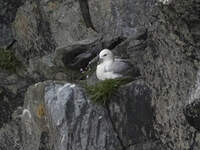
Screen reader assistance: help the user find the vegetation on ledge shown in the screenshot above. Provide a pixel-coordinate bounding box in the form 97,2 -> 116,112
86,78 -> 133,105
0,48 -> 21,73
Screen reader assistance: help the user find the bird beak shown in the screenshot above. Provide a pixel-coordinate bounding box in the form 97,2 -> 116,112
98,58 -> 103,64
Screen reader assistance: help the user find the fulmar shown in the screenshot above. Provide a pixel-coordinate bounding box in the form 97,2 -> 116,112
96,49 -> 138,80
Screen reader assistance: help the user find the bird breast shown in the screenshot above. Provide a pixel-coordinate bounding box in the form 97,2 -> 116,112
96,63 -> 105,80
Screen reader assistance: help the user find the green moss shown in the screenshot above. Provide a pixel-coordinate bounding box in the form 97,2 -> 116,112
86,78 -> 132,105
0,48 -> 21,72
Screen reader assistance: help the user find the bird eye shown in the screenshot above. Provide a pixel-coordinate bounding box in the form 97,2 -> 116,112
103,54 -> 107,57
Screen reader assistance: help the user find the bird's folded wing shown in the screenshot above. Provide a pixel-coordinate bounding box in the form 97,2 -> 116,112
105,59 -> 132,74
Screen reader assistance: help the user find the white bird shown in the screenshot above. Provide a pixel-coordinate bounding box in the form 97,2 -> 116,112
96,49 -> 135,80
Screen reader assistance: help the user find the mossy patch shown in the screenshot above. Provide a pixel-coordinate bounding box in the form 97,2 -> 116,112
0,48 -> 21,72
86,78 -> 132,105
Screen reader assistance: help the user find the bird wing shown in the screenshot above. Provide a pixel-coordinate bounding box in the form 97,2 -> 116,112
105,59 -> 132,74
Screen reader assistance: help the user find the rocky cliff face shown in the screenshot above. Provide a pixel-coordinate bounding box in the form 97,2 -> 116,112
0,0 -> 200,149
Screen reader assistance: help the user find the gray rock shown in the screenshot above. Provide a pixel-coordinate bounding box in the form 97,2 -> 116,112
0,120 -> 23,150
53,37 -> 102,70
19,79 -> 160,150
12,0 -> 99,64
22,81 -> 123,150
42,0 -> 98,47
0,0 -> 24,48
0,24 -> 14,48
88,0 -> 155,38
0,73 -> 30,128
183,99 -> 200,131
12,0 -> 56,63
108,80 -> 155,148
0,0 -> 200,150
28,54 -> 56,80
106,1 -> 200,149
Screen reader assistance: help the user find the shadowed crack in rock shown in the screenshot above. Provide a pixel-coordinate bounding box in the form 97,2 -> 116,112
6,40 -> 16,50
39,131 -> 50,150
35,0 -> 56,53
105,104 -> 126,150
190,131 -> 197,150
78,0 -> 96,31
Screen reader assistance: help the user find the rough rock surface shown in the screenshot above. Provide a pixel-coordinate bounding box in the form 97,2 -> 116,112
12,80 -> 154,150
24,81 -> 123,150
0,0 -> 200,149
88,0 -> 155,38
183,99 -> 200,131
0,0 -> 24,48
0,72 -> 31,128
108,81 -> 155,149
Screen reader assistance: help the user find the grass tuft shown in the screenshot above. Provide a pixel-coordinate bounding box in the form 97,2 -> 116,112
86,78 -> 132,105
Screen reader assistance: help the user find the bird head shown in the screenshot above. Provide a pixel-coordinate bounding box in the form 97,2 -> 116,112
99,49 -> 114,63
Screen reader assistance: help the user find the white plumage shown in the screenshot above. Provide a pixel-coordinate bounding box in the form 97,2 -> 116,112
96,49 -> 132,80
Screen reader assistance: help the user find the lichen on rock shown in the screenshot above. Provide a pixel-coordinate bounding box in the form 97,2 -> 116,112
36,104 -> 45,119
